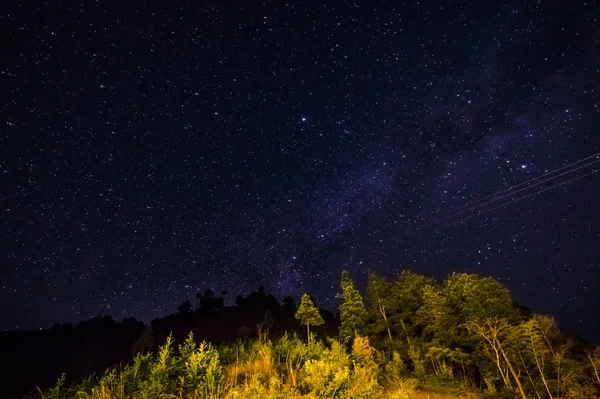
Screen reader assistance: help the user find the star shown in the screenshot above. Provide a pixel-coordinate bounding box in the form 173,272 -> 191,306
0,0 -> 597,345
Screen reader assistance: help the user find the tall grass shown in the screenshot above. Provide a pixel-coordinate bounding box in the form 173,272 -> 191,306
39,332 -> 469,399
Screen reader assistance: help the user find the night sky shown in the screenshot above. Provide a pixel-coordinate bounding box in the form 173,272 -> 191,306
1,1 -> 599,340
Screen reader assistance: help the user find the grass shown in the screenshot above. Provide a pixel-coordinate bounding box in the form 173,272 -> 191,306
39,332 -> 478,399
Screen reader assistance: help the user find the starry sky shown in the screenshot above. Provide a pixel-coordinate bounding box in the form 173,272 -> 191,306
1,0 -> 599,340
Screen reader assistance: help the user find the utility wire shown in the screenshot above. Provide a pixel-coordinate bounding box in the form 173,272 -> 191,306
438,167 -> 600,228
420,154 -> 600,229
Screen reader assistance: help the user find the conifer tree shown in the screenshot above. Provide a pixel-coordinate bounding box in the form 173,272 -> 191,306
339,270 -> 367,341
295,293 -> 324,340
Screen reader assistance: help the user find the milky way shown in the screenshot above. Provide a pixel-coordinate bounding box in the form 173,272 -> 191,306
1,1 -> 599,340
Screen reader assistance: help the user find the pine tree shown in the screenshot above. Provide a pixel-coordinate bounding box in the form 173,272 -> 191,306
295,293 -> 324,340
339,270 -> 367,341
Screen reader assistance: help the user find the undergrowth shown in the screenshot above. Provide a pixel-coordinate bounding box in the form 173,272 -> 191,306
38,332 -> 451,399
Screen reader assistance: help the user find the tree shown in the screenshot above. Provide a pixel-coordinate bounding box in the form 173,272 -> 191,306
197,289 -> 217,311
519,315 -> 584,399
177,299 -> 192,314
519,315 -> 557,399
465,317 -> 527,399
282,296 -> 297,317
366,271 -> 393,345
339,270 -> 367,341
295,293 -> 324,340
390,270 -> 433,341
416,283 -> 446,340
434,273 -> 519,350
445,273 -> 517,323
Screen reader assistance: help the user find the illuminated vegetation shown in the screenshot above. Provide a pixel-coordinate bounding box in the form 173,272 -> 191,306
39,271 -> 600,398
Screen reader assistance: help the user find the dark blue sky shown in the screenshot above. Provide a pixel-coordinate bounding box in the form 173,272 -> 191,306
1,0 -> 599,340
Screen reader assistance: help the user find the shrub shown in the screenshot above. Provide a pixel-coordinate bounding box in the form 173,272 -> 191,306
301,339 -> 350,398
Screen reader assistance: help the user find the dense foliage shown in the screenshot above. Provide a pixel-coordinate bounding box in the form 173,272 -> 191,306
39,271 -> 600,399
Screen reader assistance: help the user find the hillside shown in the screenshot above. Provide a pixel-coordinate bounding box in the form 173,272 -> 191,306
6,270 -> 600,399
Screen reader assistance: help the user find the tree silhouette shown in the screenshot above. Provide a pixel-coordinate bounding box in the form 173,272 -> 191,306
282,296 -> 297,316
196,289 -> 225,312
177,299 -> 192,314
197,289 -> 215,311
295,293 -> 324,340
235,286 -> 281,319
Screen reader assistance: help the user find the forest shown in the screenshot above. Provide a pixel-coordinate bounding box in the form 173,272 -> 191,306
8,270 -> 600,399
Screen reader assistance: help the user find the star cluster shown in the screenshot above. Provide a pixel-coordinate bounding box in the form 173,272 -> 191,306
1,1 -> 599,340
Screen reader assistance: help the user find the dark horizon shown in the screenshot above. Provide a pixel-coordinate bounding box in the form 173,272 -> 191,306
3,273 -> 599,347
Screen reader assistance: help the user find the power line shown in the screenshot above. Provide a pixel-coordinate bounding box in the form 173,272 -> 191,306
439,167 -> 600,228
420,153 -> 600,229
450,152 -> 600,213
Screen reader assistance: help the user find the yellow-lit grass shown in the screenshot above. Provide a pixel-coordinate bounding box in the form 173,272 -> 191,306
226,342 -> 277,386
413,392 -> 479,399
